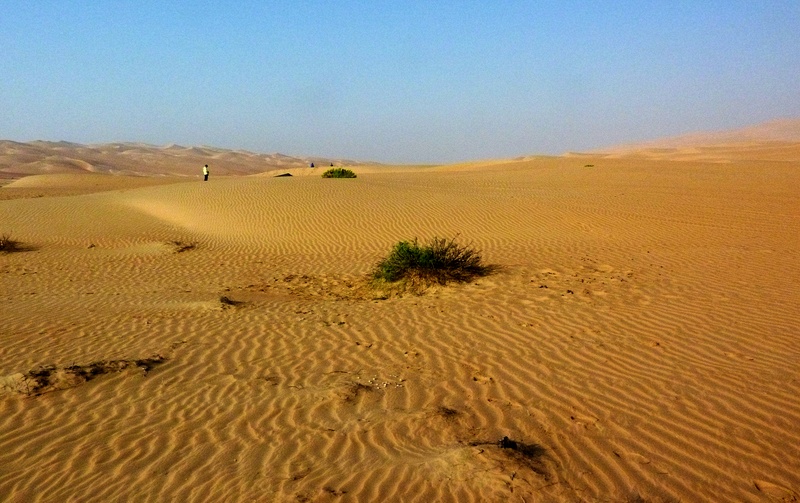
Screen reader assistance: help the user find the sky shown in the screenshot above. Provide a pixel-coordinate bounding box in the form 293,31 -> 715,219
2,1 -> 799,163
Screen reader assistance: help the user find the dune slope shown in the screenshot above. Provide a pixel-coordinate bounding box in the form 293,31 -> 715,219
1,155 -> 799,502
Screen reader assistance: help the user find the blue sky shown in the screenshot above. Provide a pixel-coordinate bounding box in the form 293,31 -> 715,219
2,1 -> 799,163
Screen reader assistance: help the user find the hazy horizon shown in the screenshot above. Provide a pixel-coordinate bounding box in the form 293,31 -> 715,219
2,2 -> 799,163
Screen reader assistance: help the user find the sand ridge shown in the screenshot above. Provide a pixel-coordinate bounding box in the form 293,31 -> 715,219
1,145 -> 799,501
593,118 -> 800,163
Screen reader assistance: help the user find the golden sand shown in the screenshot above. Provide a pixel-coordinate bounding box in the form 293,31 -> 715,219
1,142 -> 799,501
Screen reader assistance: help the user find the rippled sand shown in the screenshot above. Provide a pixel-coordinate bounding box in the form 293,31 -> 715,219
1,151 -> 799,501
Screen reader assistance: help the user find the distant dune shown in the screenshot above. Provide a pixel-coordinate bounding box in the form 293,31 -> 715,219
4,118 -> 800,183
588,118 -> 800,162
0,140 -> 375,180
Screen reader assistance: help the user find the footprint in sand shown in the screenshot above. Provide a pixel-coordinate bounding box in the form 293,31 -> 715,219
753,480 -> 799,501
612,450 -> 651,465
569,413 -> 601,431
472,374 -> 494,385
628,452 -> 652,465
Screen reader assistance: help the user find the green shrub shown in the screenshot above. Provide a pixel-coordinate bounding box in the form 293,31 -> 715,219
322,168 -> 357,178
372,236 -> 491,285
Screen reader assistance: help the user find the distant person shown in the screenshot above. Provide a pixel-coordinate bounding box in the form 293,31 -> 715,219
203,164 -> 209,181
310,162 -> 315,168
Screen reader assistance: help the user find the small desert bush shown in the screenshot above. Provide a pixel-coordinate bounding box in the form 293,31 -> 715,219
321,168 -> 357,178
372,236 -> 491,286
0,233 -> 21,253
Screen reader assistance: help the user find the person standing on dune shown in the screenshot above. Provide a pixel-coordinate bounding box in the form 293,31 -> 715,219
203,164 -> 209,181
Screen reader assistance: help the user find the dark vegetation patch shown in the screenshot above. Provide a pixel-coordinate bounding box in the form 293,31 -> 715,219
241,240 -> 496,301
323,487 -> 347,497
470,436 -> 548,478
5,355 -> 168,397
170,240 -> 196,253
321,168 -> 357,178
219,295 -> 246,307
0,232 -> 23,253
372,236 -> 495,288
437,406 -> 460,418
497,436 -> 546,460
341,382 -> 373,403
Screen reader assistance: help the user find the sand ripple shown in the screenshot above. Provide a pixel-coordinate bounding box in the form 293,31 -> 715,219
2,157 -> 799,501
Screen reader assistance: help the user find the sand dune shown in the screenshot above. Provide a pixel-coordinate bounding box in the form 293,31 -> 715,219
0,140 -> 375,179
594,118 -> 800,162
1,139 -> 799,501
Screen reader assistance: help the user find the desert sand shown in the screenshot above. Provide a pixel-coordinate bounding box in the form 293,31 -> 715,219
1,128 -> 799,502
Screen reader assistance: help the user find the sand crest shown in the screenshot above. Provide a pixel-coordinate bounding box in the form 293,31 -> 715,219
1,145 -> 799,501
